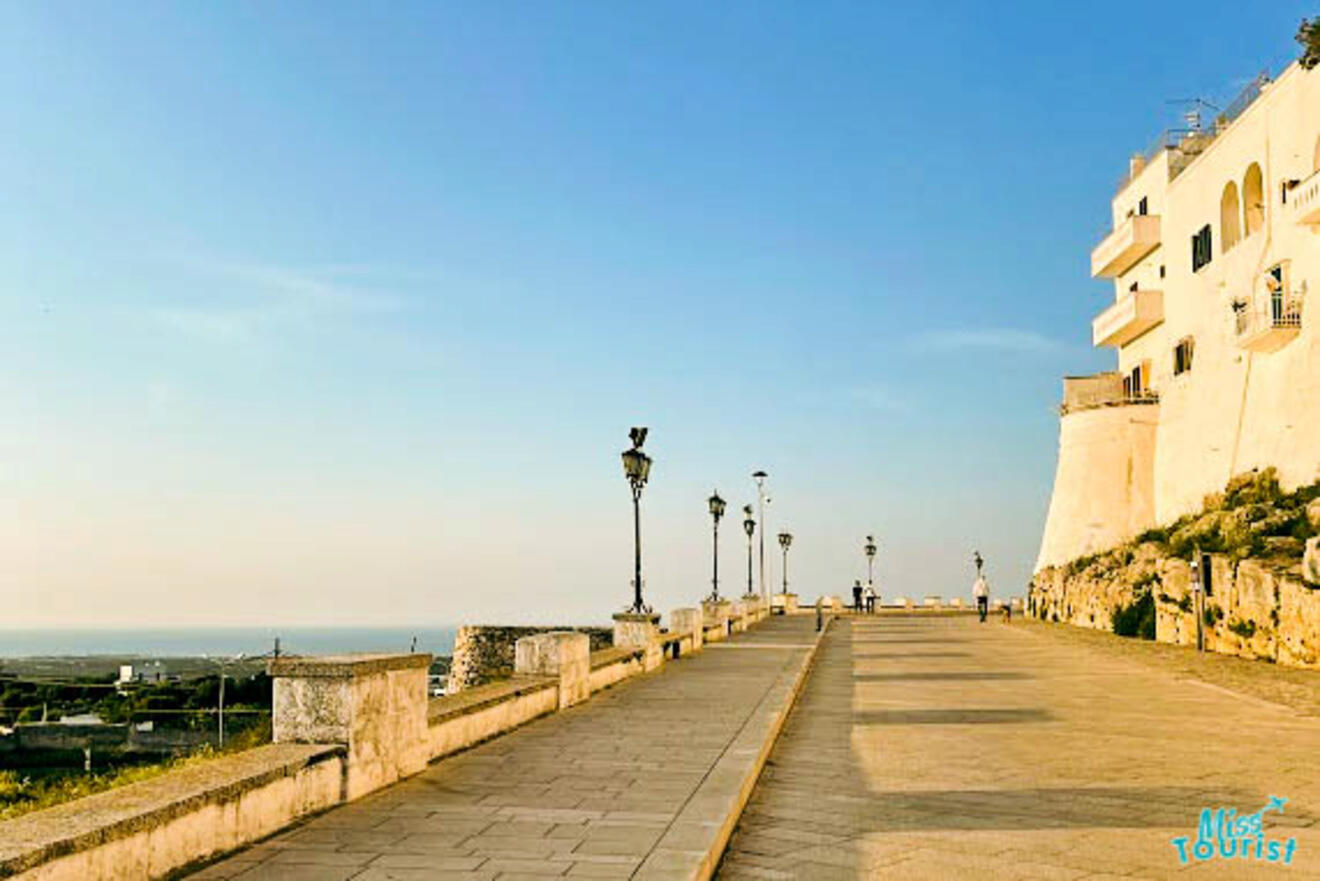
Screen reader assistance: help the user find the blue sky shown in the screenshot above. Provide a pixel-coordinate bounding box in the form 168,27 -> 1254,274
2,2 -> 1312,627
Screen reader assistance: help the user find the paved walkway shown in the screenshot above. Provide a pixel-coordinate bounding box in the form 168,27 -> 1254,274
191,615 -> 819,881
718,616 -> 1320,880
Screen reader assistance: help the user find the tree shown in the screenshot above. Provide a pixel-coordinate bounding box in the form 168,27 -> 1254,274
1299,17 -> 1320,69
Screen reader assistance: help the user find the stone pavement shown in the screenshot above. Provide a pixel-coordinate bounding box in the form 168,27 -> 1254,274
189,614 -> 820,881
718,615 -> 1320,880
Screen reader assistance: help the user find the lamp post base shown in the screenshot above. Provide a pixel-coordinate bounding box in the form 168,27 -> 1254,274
612,611 -> 662,671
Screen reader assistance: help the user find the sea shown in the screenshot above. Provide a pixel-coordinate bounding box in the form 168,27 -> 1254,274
0,628 -> 458,659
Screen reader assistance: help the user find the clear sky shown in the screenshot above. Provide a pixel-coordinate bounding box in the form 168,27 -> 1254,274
3,2 -> 1312,628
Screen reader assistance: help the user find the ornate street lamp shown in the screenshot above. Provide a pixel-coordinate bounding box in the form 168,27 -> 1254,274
973,550 -> 984,576
778,532 -> 793,594
708,490 -> 726,601
752,470 -> 768,601
742,504 -> 756,598
864,535 -> 877,588
621,427 -> 653,613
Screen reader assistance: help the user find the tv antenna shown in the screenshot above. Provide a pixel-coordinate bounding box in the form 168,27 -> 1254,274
1165,98 -> 1221,132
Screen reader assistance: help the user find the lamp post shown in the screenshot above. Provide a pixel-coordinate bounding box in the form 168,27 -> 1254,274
778,532 -> 793,594
752,470 -> 768,601
864,535 -> 877,589
742,504 -> 756,598
708,491 -> 726,601
620,427 -> 653,614
973,550 -> 984,576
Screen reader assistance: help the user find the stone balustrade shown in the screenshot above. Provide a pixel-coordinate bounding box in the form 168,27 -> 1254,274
0,590 -> 814,881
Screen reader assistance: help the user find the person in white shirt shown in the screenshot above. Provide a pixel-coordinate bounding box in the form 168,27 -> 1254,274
863,585 -> 877,614
973,574 -> 989,622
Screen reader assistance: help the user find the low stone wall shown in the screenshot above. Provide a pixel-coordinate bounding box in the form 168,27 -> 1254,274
426,677 -> 559,761
446,626 -> 612,692
1032,544 -> 1320,667
1,606 -> 758,880
0,744 -> 344,881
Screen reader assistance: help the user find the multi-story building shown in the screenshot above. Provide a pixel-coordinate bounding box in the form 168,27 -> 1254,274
1037,59 -> 1320,571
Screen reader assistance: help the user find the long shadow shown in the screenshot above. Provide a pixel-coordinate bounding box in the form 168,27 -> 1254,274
852,651 -> 970,659
855,638 -> 956,644
717,619 -> 1312,880
837,785 -> 1263,831
853,708 -> 1052,725
852,671 -> 1029,682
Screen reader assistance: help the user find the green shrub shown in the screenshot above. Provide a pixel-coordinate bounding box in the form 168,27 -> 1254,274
1228,618 -> 1257,639
1300,16 -> 1320,69
1113,592 -> 1155,640
1203,604 -> 1224,628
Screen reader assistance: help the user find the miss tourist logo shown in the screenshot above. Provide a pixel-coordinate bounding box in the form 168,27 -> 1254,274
1171,796 -> 1297,865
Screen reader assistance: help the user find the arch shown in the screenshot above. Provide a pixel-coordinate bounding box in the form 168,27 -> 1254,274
1220,181 -> 1241,252
1243,163 -> 1264,237
1313,135 -> 1320,173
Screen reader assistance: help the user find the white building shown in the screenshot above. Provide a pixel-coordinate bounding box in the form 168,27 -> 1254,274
1038,59 -> 1320,570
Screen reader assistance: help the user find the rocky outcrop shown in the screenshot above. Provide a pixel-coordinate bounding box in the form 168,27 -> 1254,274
1032,547 -> 1320,669
446,626 -> 612,693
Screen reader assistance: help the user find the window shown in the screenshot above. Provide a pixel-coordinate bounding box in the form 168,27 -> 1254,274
1243,163 -> 1264,236
1138,196 -> 1149,216
1220,182 -> 1241,252
1174,338 -> 1195,376
1159,265 -> 1166,279
1191,224 -> 1213,272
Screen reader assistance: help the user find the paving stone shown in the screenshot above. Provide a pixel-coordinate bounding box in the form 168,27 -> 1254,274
717,616 -> 1320,879
190,617 -> 815,880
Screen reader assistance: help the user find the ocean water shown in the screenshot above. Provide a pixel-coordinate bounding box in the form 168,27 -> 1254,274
0,627 -> 458,658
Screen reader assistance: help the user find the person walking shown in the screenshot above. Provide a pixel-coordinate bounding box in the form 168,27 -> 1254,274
852,579 -> 864,613
973,572 -> 990,623
864,584 -> 876,614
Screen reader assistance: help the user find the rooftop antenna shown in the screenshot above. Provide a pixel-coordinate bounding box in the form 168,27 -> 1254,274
1165,98 -> 1221,132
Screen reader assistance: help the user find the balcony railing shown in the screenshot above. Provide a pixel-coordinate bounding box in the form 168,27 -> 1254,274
1234,292 -> 1303,353
1091,215 -> 1161,279
1092,289 -> 1164,348
1288,168 -> 1320,227
1059,372 -> 1160,415
1059,390 -> 1159,416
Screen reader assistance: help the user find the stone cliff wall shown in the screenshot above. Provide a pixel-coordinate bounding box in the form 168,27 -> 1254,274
446,626 -> 613,693
1032,544 -> 1320,668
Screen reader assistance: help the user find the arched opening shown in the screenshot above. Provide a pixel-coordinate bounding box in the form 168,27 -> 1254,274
1220,181 -> 1241,252
1243,163 -> 1264,236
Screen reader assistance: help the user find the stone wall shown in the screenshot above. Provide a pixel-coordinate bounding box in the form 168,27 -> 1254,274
1031,544 -> 1320,668
446,626 -> 613,693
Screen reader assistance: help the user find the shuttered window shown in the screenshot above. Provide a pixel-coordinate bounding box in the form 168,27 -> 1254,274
1191,225 -> 1213,272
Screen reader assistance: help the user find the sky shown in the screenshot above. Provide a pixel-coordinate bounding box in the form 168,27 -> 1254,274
2,1 -> 1313,629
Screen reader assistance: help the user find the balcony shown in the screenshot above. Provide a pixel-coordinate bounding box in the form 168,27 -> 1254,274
1091,214 -> 1161,279
1288,169 -> 1320,226
1059,372 -> 1160,415
1092,289 -> 1164,347
1234,295 -> 1303,353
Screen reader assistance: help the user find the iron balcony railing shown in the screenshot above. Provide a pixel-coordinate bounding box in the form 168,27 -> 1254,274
1059,389 -> 1160,416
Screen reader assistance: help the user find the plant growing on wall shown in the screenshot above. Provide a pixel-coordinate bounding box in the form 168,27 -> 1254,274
1228,618 -> 1257,639
1299,17 -> 1320,69
1112,592 -> 1155,640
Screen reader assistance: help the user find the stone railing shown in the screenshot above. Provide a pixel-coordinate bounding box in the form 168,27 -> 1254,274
446,625 -> 613,692
0,600 -> 773,881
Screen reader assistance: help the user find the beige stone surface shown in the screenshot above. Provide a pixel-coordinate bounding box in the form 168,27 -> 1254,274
1,744 -> 344,881
719,616 -> 1320,880
515,632 -> 592,709
271,653 -> 430,801
613,612 -> 663,672
188,617 -> 820,881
